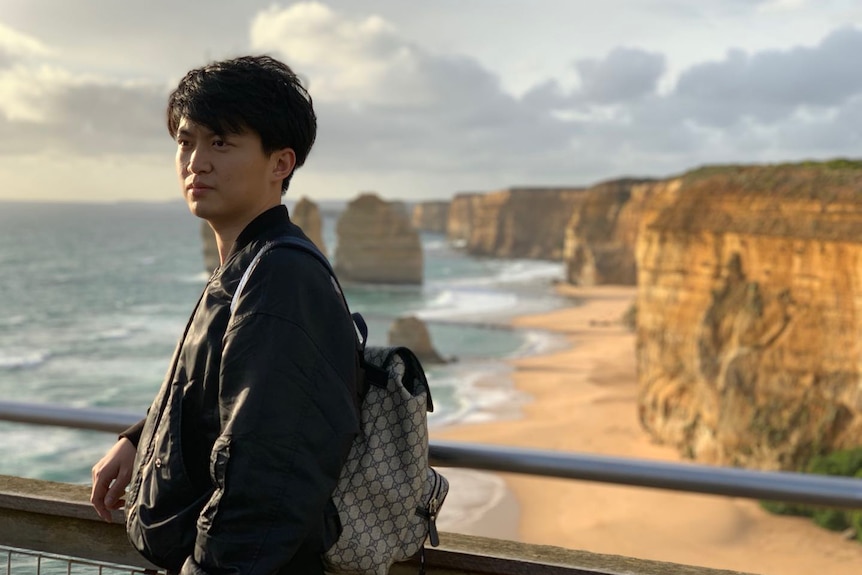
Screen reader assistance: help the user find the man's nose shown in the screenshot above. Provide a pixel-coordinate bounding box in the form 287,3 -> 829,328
189,148 -> 211,173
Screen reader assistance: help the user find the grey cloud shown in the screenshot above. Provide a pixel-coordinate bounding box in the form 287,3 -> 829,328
597,96 -> 703,154
308,51 -> 577,176
0,48 -> 13,69
245,22 -> 862,188
0,116 -> 51,154
519,47 -> 665,113
675,27 -> 862,126
4,5 -> 861,195
511,24 -> 862,184
772,95 -> 862,153
57,83 -> 167,150
521,80 -> 568,109
643,0 -> 779,20
0,81 -> 168,156
574,47 -> 666,103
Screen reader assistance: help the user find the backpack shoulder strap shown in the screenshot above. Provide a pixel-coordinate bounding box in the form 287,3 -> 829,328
229,235 -> 368,349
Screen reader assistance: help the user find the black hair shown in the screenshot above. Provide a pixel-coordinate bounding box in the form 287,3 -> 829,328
167,55 -> 317,193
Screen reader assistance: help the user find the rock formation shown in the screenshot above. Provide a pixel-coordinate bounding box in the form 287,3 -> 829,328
291,196 -> 328,258
200,199 -> 327,273
449,187 -> 586,260
447,192 -> 482,246
564,179 -> 659,285
411,201 -> 450,233
201,221 -> 219,273
334,193 -> 423,284
388,315 -> 447,364
635,163 -> 862,470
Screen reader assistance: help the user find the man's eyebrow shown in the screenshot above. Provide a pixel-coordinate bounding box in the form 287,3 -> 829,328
176,126 -> 223,139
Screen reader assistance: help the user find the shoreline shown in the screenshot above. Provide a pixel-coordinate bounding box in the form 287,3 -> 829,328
431,284 -> 862,575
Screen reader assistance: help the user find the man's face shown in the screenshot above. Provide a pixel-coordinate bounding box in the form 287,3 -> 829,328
175,117 -> 284,229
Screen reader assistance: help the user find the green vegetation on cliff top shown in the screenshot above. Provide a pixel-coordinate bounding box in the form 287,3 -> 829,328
649,157 -> 862,239
761,448 -> 862,541
680,158 -> 862,182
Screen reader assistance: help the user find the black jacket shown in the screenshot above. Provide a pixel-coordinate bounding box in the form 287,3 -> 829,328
123,206 -> 360,575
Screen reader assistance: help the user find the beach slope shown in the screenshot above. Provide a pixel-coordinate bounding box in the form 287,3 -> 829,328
433,285 -> 862,575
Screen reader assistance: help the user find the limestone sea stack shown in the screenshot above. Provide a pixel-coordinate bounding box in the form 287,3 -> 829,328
334,193 -> 423,284
201,221 -> 219,273
291,196 -> 328,258
388,316 -> 447,365
200,198 -> 327,272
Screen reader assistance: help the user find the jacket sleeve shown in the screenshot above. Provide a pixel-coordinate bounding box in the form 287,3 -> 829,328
119,418 -> 145,447
180,253 -> 359,575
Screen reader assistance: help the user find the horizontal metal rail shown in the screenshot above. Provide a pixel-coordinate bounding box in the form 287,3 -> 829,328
0,401 -> 141,434
2,400 -> 861,509
431,440 -> 862,509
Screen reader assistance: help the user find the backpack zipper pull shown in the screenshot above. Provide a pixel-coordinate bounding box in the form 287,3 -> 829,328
428,496 -> 440,547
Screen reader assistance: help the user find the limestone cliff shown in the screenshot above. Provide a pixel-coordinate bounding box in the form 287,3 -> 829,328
636,163 -> 862,470
564,179 -> 659,285
451,187 -> 585,259
334,193 -> 423,284
291,196 -> 328,258
411,201 -> 450,233
447,192 -> 483,245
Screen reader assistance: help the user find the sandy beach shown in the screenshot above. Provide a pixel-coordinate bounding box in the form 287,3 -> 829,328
432,285 -> 862,575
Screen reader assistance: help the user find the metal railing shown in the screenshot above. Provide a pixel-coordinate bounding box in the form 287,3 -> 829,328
1,546 -> 154,575
2,399 -> 861,510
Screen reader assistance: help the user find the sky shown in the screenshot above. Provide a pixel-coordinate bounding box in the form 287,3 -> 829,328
2,0 -> 862,203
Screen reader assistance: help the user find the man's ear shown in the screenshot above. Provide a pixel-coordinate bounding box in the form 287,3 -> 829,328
272,148 -> 297,182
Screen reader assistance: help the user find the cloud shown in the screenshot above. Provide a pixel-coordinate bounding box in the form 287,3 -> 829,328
250,2 -> 420,105
198,7 -> 862,187
0,49 -> 12,70
2,3 -> 862,202
757,0 -> 809,13
526,24 -> 862,179
0,66 -> 167,155
249,2 -> 576,180
0,21 -> 51,60
675,27 -> 862,126
0,22 -> 51,71
51,81 -> 168,154
574,47 -> 666,102
0,22 -> 167,156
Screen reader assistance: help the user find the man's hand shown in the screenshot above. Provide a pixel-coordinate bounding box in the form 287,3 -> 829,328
90,437 -> 137,522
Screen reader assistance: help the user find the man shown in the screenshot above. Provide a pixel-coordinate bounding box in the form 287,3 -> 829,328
90,55 -> 360,575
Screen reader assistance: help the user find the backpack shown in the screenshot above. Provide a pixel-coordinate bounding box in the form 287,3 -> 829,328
230,235 -> 450,575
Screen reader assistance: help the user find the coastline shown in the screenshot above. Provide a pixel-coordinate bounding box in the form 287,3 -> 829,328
431,284 -> 862,575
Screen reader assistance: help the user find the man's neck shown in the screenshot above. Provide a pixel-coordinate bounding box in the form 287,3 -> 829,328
214,231 -> 239,265
210,202 -> 281,265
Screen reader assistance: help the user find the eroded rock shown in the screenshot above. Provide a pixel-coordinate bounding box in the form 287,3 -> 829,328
291,196 -> 328,258
636,163 -> 862,470
388,315 -> 447,365
334,193 -> 423,284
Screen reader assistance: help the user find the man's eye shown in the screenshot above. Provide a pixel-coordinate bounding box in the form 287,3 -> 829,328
213,139 -> 226,147
177,139 -> 190,147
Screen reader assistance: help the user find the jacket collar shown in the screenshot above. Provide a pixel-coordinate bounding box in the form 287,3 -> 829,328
229,204 -> 291,260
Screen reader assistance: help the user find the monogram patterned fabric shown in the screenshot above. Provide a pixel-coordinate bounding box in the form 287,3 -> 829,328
323,346 -> 449,575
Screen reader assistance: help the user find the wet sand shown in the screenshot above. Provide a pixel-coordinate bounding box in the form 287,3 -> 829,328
432,285 -> 862,575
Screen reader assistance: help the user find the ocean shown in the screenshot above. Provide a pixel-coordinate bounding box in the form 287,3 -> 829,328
0,200 -> 571,485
